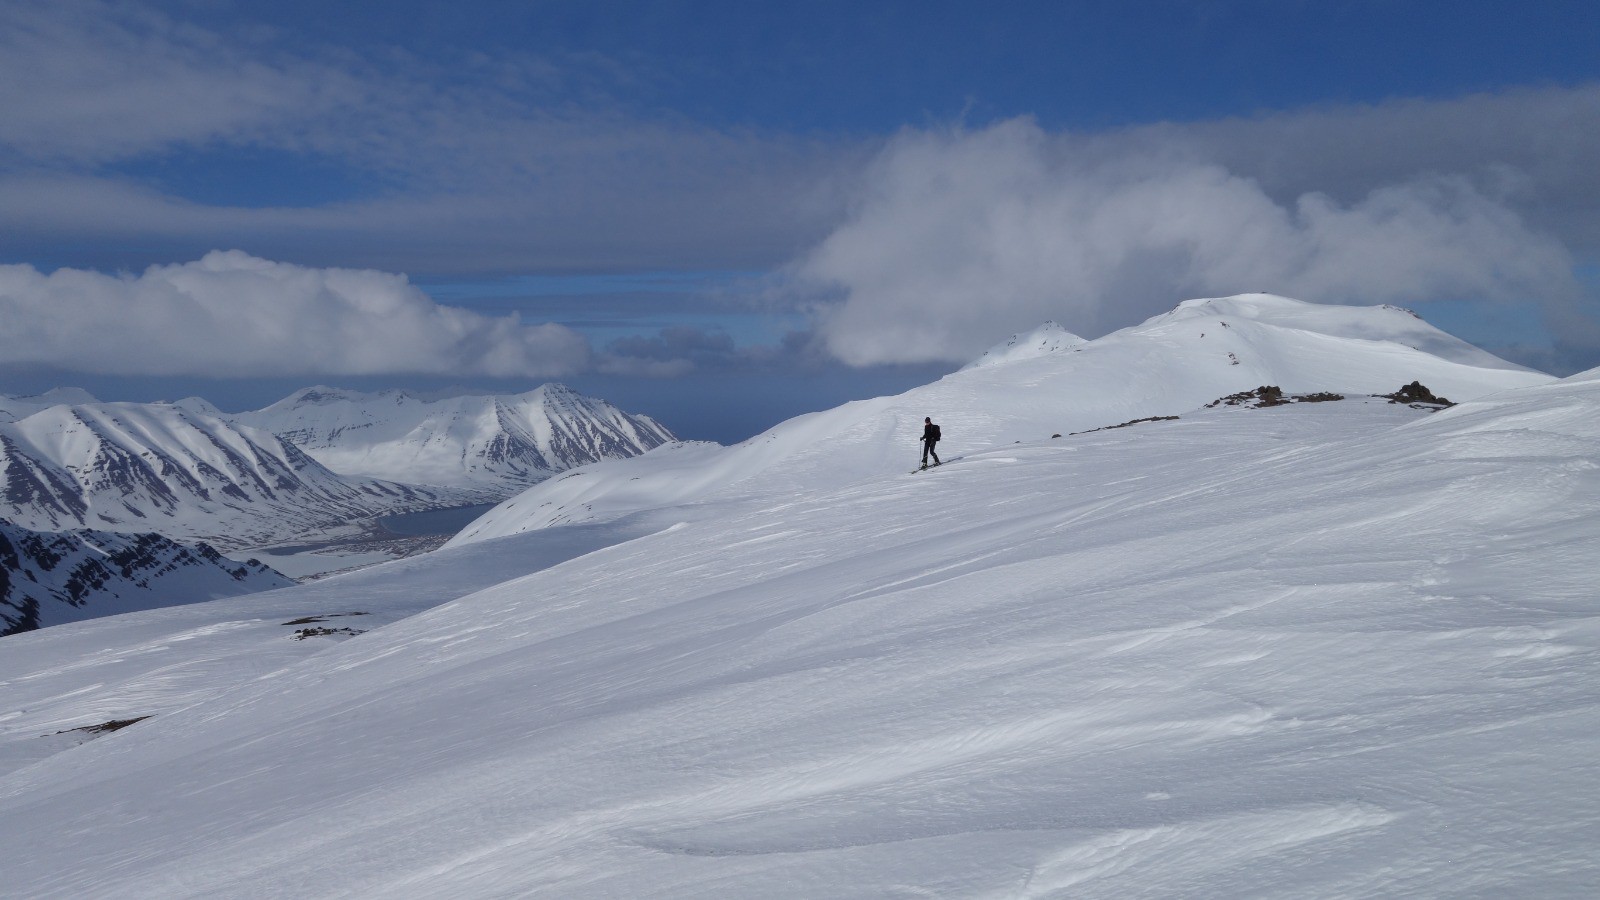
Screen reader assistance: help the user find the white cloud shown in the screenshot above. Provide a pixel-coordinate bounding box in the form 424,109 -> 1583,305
1159,85 -> 1600,255
3,6 -> 1597,372
0,2 -> 852,274
0,251 -> 591,377
793,118 -> 1584,367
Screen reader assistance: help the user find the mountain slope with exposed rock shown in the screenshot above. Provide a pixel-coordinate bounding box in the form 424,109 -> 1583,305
0,401 -> 477,550
1,518 -> 290,635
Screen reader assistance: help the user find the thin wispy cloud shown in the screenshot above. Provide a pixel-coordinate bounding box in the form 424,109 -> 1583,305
0,251 -> 590,377
0,1 -> 359,164
0,2 -> 851,275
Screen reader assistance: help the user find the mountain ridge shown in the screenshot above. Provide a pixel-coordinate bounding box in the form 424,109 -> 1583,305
0,401 -> 479,551
229,382 -> 676,492
452,294 -> 1555,545
1,518 -> 291,635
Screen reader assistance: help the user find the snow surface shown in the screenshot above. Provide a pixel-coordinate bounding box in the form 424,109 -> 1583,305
1,379 -> 1597,896
960,320 -> 1087,370
0,297 -> 1594,897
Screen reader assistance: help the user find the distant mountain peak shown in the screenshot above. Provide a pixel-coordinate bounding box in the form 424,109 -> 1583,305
284,386 -> 367,406
0,400 -> 475,549
234,384 -> 675,494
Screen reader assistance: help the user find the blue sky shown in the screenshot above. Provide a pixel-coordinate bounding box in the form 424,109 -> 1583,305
2,1 -> 1598,442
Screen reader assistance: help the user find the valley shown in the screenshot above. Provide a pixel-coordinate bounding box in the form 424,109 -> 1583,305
243,501 -> 501,580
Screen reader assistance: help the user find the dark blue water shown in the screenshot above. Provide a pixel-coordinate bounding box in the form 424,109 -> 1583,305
378,503 -> 500,537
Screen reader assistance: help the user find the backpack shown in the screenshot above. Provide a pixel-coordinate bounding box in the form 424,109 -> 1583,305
929,424 -> 942,442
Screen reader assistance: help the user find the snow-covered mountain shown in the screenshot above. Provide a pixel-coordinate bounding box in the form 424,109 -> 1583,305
960,319 -> 1087,369
229,383 -> 675,493
1,348 -> 1596,896
0,387 -> 99,424
453,294 -> 1554,544
0,401 -> 478,550
0,519 -> 290,636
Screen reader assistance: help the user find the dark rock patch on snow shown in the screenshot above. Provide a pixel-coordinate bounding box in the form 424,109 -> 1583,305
1070,416 -> 1181,436
1207,386 -> 1347,409
291,626 -> 366,640
54,716 -> 151,736
280,612 -> 369,626
1380,381 -> 1453,408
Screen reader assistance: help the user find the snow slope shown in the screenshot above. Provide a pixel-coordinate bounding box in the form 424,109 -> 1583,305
0,401 -> 475,550
0,364 -> 1595,896
454,294 -> 1553,545
0,388 -> 100,423
0,519 -> 290,635
232,383 -> 675,493
961,320 -> 1088,370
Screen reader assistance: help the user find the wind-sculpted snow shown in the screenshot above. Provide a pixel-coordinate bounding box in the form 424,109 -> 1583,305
454,294 -> 1553,545
1,369 -> 1597,896
232,382 -> 675,493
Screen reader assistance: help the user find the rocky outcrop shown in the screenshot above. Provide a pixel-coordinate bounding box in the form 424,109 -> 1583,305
1,519 -> 291,635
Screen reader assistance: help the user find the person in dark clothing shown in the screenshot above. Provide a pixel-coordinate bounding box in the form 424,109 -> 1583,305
921,417 -> 942,469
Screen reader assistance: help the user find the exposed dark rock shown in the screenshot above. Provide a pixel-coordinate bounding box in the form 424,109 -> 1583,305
1070,416 -> 1181,436
54,716 -> 152,736
281,612 -> 370,626
1380,381 -> 1453,408
1207,386 -> 1347,409
291,626 -> 366,640
2,520 -> 291,636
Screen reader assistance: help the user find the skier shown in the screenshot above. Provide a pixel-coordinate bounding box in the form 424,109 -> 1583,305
920,417 -> 942,469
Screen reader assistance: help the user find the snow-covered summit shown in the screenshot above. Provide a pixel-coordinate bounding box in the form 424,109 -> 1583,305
0,387 -> 100,423
1153,293 -> 1535,372
165,396 -> 226,418
232,383 -> 675,493
452,294 -> 1554,545
960,320 -> 1087,370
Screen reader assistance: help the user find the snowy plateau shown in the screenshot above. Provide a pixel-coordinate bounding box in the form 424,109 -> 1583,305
2,294 -> 1598,897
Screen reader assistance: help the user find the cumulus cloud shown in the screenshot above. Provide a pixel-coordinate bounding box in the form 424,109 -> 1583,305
0,251 -> 591,377
793,118 -> 1585,367
1161,85 -> 1600,255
